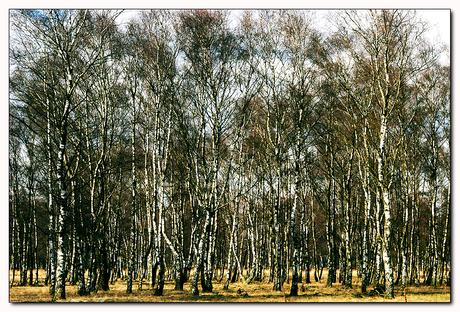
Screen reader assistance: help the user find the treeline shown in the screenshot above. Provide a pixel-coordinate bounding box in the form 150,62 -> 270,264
9,9 -> 450,300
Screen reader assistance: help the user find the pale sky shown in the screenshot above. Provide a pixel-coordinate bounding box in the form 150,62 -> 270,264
117,8 -> 450,65
418,9 -> 451,64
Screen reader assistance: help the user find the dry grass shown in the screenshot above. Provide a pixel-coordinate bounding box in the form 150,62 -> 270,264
9,269 -> 450,303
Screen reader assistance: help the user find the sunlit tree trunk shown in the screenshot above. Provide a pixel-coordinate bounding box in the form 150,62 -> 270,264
54,112 -> 69,300
154,189 -> 165,296
343,148 -> 354,289
190,209 -> 211,296
224,211 -> 238,289
373,184 -> 382,287
358,120 -> 373,293
272,163 -> 282,291
289,157 -> 301,295
377,114 -> 394,299
46,96 -> 57,296
127,86 -> 137,294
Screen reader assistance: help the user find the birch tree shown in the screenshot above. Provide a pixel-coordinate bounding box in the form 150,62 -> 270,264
11,9 -> 124,299
9,9 -> 449,301
279,10 -> 318,295
176,10 -> 238,295
417,63 -> 450,286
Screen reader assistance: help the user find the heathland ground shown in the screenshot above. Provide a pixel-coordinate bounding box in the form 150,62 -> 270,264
9,269 -> 450,302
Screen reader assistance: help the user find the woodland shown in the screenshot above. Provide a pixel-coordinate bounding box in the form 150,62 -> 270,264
9,9 -> 450,302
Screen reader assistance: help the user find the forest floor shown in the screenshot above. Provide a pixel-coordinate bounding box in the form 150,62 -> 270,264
9,269 -> 450,303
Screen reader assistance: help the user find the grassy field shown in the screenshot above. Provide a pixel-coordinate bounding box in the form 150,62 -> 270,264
9,269 -> 450,302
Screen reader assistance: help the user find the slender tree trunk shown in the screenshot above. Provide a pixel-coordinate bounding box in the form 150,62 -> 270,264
361,182 -> 371,292
303,193 -> 311,284
326,164 -> 336,287
76,238 -> 86,295
127,103 -> 137,294
204,212 -> 217,292
20,222 -> 27,286
289,156 -> 301,295
32,194 -> 38,285
190,209 -> 211,296
273,164 -> 282,291
312,197 -> 321,283
373,185 -> 382,287
10,208 -> 16,288
408,184 -> 417,285
344,160 -> 353,289
154,180 -> 166,296
223,212 -> 237,290
68,183 -> 77,286
155,217 -> 165,296
401,163 -> 410,288
430,175 -> 438,286
98,163 -> 110,291
439,188 -> 450,285
85,242 -> 94,294
47,103 -> 57,296
99,235 -> 110,291
245,199 -> 259,284
381,185 -> 394,298
54,115 -> 69,300
377,115 -> 394,298
144,131 -> 156,290
359,123 -> 371,293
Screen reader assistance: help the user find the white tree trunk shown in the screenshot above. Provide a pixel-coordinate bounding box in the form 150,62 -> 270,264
54,118 -> 68,300
378,115 -> 394,298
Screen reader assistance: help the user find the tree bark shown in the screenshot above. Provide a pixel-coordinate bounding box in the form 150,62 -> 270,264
54,116 -> 69,300
127,96 -> 137,294
378,115 -> 394,299
46,96 -> 57,296
289,158 -> 301,295
190,209 -> 211,296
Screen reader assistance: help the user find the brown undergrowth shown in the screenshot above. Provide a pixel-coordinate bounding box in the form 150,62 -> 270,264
9,269 -> 450,303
